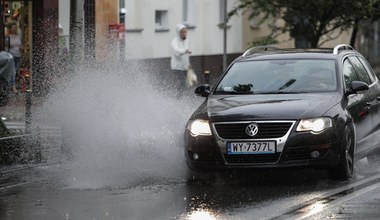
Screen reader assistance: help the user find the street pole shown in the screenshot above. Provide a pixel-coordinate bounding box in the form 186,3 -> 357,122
223,0 -> 227,72
0,0 -> 4,51
25,90 -> 32,134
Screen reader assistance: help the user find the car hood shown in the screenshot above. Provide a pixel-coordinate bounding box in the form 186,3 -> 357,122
196,93 -> 342,122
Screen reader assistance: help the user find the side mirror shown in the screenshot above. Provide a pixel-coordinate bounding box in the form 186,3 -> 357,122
346,81 -> 369,96
194,84 -> 210,97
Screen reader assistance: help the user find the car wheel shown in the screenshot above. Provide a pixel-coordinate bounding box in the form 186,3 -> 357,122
329,125 -> 355,180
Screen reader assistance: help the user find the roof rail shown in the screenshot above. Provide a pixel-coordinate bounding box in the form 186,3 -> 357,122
242,45 -> 279,57
333,44 -> 354,55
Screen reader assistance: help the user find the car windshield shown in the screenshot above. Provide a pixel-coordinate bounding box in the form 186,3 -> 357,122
214,59 -> 337,94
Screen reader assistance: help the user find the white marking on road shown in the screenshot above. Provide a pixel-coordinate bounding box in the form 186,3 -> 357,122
0,182 -> 29,191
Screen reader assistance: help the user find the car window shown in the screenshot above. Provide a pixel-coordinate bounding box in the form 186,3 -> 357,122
214,59 -> 337,94
357,56 -> 378,83
348,56 -> 371,84
343,59 -> 359,89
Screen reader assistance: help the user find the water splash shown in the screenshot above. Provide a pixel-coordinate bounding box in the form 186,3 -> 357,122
38,60 -> 201,189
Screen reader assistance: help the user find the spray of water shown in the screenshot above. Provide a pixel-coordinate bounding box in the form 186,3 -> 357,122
38,60 -> 201,189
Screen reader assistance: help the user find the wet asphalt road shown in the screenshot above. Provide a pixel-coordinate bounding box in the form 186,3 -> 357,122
2,64 -> 378,219
1,157 -> 380,220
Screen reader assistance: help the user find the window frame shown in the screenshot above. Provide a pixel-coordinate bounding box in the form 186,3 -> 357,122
155,10 -> 169,32
357,56 -> 378,84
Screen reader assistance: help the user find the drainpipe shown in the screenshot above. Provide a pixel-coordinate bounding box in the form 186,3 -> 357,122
222,0 -> 227,72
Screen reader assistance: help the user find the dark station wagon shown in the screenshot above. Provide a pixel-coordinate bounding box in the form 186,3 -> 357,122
184,44 -> 380,180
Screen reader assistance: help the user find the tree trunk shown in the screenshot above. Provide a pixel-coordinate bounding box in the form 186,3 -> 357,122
350,20 -> 359,47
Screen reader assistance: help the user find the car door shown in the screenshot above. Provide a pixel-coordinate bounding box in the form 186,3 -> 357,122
356,56 -> 380,151
342,58 -> 372,154
347,56 -> 380,155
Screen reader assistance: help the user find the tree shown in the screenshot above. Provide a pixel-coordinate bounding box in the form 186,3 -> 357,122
229,0 -> 380,48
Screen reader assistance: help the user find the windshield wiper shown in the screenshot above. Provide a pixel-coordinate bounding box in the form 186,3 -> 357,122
214,90 -> 253,95
278,79 -> 296,90
214,90 -> 307,95
254,91 -> 305,94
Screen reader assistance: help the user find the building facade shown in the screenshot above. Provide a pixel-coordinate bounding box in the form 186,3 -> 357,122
124,0 -> 242,59
122,0 -> 244,82
2,0 -> 372,96
0,0 -> 60,95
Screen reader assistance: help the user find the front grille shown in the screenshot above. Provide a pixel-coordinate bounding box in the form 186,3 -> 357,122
214,122 -> 293,139
224,153 -> 281,164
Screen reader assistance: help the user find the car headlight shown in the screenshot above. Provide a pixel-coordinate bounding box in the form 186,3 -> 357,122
188,119 -> 212,137
296,117 -> 332,134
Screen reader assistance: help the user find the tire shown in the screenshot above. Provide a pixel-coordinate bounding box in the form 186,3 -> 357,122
329,125 -> 355,180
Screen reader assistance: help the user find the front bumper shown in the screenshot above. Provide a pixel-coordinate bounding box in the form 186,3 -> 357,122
184,128 -> 341,171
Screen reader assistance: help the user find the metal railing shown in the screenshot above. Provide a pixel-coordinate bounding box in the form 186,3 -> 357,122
333,44 -> 355,55
242,45 -> 279,57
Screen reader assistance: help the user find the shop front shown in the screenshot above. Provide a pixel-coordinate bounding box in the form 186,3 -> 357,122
0,0 -> 61,159
0,0 -> 32,93
1,0 -> 60,96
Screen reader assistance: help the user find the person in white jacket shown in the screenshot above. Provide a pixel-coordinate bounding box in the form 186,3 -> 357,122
170,23 -> 191,96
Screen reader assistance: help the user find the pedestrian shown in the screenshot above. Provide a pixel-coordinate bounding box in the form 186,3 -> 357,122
6,22 -> 22,94
170,23 -> 191,97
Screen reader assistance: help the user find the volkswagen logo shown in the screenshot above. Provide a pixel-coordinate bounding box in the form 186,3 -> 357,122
246,123 -> 259,137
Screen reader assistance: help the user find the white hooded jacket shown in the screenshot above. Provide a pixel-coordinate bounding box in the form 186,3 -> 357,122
170,24 -> 190,71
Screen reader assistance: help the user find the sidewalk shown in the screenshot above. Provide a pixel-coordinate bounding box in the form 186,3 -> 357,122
0,92 -> 44,133
0,92 -> 63,165
1,92 -> 28,115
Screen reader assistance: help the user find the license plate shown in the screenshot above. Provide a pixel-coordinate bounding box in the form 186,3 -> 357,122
227,141 -> 276,155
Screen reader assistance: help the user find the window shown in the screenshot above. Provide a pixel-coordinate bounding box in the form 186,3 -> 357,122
343,59 -> 359,89
358,57 -> 378,83
183,0 -> 196,27
214,59 -> 337,93
155,10 -> 169,30
348,56 -> 371,85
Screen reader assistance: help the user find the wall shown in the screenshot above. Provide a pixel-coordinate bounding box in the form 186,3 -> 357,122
95,0 -> 119,61
123,0 -> 243,59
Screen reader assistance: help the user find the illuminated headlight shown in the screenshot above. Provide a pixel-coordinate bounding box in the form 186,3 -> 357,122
188,119 -> 212,137
296,117 -> 332,134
